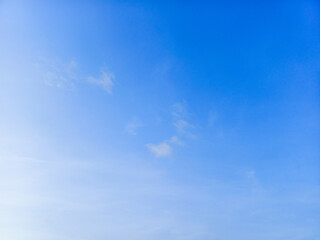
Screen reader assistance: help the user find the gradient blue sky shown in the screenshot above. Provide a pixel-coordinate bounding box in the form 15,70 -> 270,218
1,1 -> 319,240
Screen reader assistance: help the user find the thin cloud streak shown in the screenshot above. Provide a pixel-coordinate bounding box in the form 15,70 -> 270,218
35,58 -> 78,89
146,142 -> 172,158
88,71 -> 114,94
125,118 -> 143,135
146,136 -> 183,158
172,102 -> 196,138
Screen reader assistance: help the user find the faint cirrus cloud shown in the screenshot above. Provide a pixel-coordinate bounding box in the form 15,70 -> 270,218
146,142 -> 172,158
87,71 -> 114,94
146,136 -> 183,158
35,58 -> 115,94
35,58 -> 78,89
125,118 -> 143,135
172,102 -> 196,138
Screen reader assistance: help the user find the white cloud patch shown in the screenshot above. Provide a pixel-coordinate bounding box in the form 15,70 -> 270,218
174,119 -> 194,134
36,58 -> 115,94
171,102 -> 196,138
35,58 -> 78,89
88,71 -> 114,94
172,101 -> 187,119
125,118 -> 143,135
169,136 -> 184,146
146,136 -> 183,158
146,142 -> 172,158
145,101 -> 194,158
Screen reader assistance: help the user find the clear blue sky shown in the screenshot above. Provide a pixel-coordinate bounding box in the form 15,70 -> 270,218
1,1 -> 319,239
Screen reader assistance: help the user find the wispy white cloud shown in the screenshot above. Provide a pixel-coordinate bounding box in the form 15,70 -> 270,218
64,60 -> 78,80
145,102 -> 196,157
146,136 -> 183,158
169,136 -> 184,146
35,58 -> 115,94
173,119 -> 194,134
35,58 -> 78,89
88,71 -> 114,94
145,101 -> 198,158
172,101 -> 187,119
125,118 -> 143,135
146,142 -> 172,158
171,102 -> 196,138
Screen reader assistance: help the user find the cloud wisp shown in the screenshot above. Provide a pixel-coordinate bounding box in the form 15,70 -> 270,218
35,58 -> 78,89
172,102 -> 188,119
174,119 -> 194,134
146,142 -> 172,158
169,136 -> 184,146
146,136 -> 182,158
88,71 -> 114,94
172,102 -> 196,138
125,118 -> 143,135
36,58 -> 115,94
145,101 -> 195,158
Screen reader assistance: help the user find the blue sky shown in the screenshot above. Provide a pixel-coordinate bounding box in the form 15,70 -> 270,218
0,1 -> 319,239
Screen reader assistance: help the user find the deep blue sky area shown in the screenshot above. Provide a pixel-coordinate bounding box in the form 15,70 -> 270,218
0,1 -> 319,240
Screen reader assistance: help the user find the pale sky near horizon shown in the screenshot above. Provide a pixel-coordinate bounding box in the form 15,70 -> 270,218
0,1 -> 319,240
